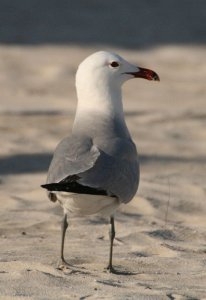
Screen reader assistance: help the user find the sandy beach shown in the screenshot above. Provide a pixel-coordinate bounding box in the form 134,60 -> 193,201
0,1 -> 206,299
0,45 -> 206,299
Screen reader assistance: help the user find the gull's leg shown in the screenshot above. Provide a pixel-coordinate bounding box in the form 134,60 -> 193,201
106,216 -> 116,273
58,212 -> 86,273
58,212 -> 71,268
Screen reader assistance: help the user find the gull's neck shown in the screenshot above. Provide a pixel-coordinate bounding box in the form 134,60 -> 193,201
72,80 -> 130,138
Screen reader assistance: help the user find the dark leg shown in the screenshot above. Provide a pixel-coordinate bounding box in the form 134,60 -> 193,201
58,213 -> 86,273
59,213 -> 70,267
107,216 -> 115,273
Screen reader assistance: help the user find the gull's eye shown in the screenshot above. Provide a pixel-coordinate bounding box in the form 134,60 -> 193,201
110,61 -> 120,68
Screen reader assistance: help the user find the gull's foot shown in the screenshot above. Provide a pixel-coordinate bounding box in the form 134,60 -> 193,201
105,264 -> 117,274
57,258 -> 73,271
57,258 -> 87,275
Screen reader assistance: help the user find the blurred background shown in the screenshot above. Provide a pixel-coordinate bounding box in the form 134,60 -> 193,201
0,0 -> 205,47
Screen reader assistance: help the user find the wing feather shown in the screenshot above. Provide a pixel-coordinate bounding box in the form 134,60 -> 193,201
46,136 -> 100,183
45,135 -> 139,203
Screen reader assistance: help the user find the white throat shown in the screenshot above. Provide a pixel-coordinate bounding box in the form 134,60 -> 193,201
72,76 -> 129,138
75,80 -> 124,119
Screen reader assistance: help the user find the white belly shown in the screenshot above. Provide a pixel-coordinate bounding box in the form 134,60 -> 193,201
55,192 -> 120,217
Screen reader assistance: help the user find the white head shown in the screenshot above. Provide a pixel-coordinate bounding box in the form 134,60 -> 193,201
75,51 -> 159,121
76,51 -> 159,89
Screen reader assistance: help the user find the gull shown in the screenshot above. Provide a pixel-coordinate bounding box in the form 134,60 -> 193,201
41,51 -> 159,273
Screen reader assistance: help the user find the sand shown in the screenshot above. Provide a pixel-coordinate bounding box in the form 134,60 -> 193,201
0,45 -> 206,299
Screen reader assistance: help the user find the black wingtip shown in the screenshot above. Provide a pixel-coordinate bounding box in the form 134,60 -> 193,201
41,183 -> 68,192
40,182 -> 113,197
41,184 -> 50,190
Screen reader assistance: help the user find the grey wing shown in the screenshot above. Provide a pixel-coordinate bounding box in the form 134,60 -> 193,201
47,135 -> 139,204
46,135 -> 100,184
78,138 -> 140,203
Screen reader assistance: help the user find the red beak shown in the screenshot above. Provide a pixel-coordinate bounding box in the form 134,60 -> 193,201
125,67 -> 160,81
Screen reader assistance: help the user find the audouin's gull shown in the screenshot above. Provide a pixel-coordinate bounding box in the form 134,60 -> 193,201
41,51 -> 159,273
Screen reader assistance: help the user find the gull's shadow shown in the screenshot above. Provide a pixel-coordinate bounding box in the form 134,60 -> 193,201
104,266 -> 139,276
0,153 -> 52,175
